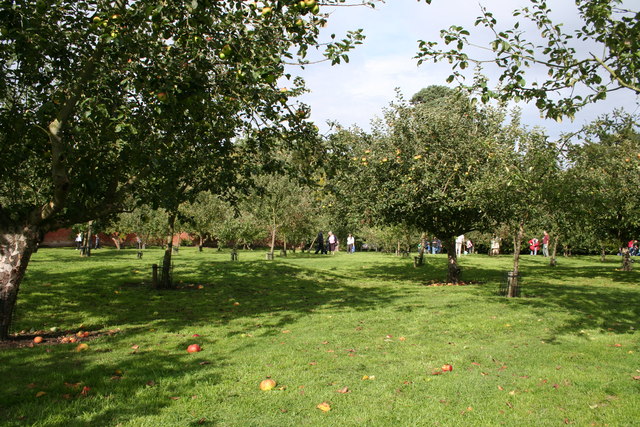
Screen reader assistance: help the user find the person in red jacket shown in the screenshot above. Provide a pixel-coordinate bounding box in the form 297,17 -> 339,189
529,237 -> 539,255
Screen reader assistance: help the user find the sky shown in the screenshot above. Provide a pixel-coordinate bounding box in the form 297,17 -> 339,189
291,0 -> 639,139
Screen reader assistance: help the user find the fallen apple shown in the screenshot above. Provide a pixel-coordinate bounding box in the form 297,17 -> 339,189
259,378 -> 276,391
33,336 -> 43,344
442,364 -> 453,372
76,343 -> 89,352
187,344 -> 202,353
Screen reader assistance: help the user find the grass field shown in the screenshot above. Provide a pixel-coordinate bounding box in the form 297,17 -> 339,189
1,248 -> 639,426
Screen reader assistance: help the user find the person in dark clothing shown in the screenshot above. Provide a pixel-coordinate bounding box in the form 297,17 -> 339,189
315,231 -> 327,254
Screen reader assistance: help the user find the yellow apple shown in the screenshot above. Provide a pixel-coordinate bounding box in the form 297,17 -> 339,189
260,379 -> 276,391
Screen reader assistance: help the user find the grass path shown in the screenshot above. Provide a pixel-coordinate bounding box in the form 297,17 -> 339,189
1,248 -> 638,426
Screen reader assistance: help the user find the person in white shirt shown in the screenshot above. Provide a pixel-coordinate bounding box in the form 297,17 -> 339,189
347,234 -> 355,253
455,234 -> 465,257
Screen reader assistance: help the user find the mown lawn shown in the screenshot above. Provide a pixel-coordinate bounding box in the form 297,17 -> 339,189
1,248 -> 638,426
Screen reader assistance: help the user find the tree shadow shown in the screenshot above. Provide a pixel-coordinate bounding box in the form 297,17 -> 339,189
13,249 -> 401,338
0,333 -> 225,425
353,253 -> 639,343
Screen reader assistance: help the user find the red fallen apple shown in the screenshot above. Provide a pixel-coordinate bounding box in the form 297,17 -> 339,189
192,334 -> 201,337
187,344 -> 202,353
442,364 -> 453,372
259,378 -> 276,391
33,336 -> 43,344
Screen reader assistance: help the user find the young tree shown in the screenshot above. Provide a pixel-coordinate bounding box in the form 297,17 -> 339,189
248,174 -> 314,256
488,120 -> 561,295
180,192 -> 228,252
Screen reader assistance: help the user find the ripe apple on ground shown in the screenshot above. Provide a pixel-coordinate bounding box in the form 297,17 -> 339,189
33,336 -> 43,344
259,378 -> 276,391
442,364 -> 453,372
187,344 -> 202,353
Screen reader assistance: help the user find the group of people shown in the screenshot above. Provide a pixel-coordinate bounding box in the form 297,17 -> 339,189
417,239 -> 440,254
455,235 -> 474,256
626,239 -> 639,256
528,231 -> 550,256
315,231 -> 356,255
75,232 -> 100,250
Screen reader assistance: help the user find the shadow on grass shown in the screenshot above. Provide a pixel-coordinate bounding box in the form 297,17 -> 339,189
0,334 -> 225,426
3,249 -> 408,424
358,253 -> 639,342
14,249 -> 402,338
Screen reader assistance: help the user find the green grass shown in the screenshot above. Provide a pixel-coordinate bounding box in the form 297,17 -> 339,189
1,248 -> 639,426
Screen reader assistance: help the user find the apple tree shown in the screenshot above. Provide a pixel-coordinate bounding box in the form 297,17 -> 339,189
416,0 -> 640,120
565,111 -> 640,270
332,88 -> 508,283
0,0 -> 373,338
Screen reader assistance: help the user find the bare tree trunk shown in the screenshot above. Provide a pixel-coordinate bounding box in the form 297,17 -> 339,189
111,235 -> 121,250
600,245 -> 606,262
443,237 -> 461,284
550,235 -> 559,266
269,224 -> 276,255
81,221 -> 93,257
0,228 -> 39,340
621,247 -> 632,271
159,213 -> 177,289
419,233 -> 427,258
508,222 -> 524,298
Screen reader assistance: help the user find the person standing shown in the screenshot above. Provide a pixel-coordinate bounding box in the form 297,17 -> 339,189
328,231 -> 337,254
490,236 -> 500,256
315,231 -> 327,254
455,234 -> 465,257
466,239 -> 474,255
75,232 -> 82,250
542,231 -> 550,257
347,234 -> 355,253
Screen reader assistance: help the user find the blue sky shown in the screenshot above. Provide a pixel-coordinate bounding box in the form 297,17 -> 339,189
291,0 -> 639,139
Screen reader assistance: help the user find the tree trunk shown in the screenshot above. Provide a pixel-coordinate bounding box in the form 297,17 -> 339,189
621,247 -> 632,271
198,234 -> 204,252
550,235 -> 559,267
600,245 -> 606,262
82,221 -> 93,257
111,235 -> 121,250
159,214 -> 177,289
419,233 -> 427,258
269,225 -> 276,255
443,238 -> 461,284
0,228 -> 39,340
508,222 -> 524,298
